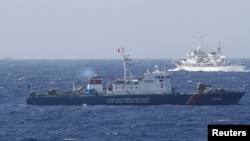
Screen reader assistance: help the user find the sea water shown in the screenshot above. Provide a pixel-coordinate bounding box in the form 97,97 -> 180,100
0,59 -> 249,141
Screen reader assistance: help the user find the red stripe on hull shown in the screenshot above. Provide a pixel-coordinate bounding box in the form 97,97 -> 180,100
186,94 -> 200,105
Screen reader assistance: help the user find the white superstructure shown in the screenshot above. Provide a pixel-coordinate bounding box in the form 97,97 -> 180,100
172,34 -> 246,72
107,47 -> 172,95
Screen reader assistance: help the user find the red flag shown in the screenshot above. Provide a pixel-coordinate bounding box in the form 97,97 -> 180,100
117,48 -> 120,53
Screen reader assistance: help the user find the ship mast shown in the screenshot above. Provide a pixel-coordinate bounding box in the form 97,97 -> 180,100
72,73 -> 77,92
217,42 -> 222,54
197,33 -> 205,50
117,47 -> 132,84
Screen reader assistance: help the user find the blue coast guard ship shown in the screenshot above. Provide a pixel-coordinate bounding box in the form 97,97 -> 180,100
26,48 -> 245,106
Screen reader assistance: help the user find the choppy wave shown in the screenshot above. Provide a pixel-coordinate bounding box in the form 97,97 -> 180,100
0,59 -> 249,141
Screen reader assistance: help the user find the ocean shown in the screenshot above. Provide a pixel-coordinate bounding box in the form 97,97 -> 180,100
0,59 -> 249,141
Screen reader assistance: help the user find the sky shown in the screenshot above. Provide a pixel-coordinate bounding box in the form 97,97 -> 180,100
0,0 -> 250,59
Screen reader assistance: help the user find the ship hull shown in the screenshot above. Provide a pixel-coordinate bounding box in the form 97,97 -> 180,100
179,65 -> 246,72
26,92 -> 245,106
172,60 -> 246,72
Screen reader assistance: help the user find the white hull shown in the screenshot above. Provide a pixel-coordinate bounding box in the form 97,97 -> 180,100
172,34 -> 246,72
176,64 -> 246,72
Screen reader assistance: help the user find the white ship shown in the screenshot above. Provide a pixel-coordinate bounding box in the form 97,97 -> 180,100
172,34 -> 246,72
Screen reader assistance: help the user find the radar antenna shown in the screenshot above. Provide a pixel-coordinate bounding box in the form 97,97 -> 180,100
198,33 -> 206,42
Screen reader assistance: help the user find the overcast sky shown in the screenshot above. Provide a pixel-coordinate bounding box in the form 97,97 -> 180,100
0,0 -> 249,59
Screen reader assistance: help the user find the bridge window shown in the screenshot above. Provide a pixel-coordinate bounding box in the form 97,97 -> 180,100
155,76 -> 161,79
144,80 -> 154,83
155,76 -> 165,79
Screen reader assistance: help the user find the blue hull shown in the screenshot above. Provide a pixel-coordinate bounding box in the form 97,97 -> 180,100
26,92 -> 245,106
